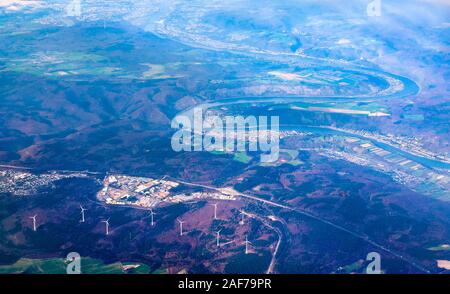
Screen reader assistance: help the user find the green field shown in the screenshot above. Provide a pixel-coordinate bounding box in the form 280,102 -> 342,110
427,244 -> 450,251
233,152 -> 252,163
337,259 -> 364,273
0,257 -> 158,274
259,149 -> 303,167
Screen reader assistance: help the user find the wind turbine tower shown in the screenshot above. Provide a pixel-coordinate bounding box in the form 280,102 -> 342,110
80,205 -> 87,223
215,229 -> 221,247
177,219 -> 185,236
149,209 -> 155,226
211,203 -> 218,220
29,215 -> 37,232
244,236 -> 252,254
101,218 -> 110,235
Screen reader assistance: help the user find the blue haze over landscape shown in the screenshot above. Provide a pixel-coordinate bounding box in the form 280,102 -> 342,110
0,0 -> 449,274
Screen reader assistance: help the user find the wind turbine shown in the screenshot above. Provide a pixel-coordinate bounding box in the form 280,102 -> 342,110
211,203 -> 218,220
80,205 -> 87,223
215,229 -> 222,247
149,209 -> 155,226
243,236 -> 252,254
177,219 -> 185,236
29,215 -> 37,232
101,218 -> 110,235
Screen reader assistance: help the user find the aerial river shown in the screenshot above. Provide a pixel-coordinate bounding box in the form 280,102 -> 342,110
176,68 -> 450,170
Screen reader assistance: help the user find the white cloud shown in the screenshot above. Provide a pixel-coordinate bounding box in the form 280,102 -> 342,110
0,0 -> 42,11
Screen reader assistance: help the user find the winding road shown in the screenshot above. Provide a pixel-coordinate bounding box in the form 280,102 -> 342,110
173,177 -> 431,273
